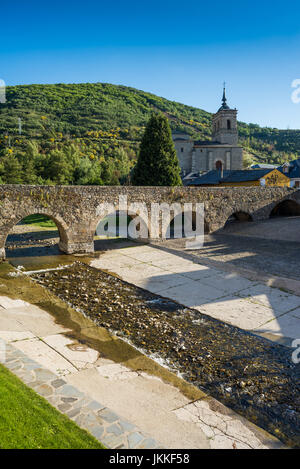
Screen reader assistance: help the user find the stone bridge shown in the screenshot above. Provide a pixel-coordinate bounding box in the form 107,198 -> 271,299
0,185 -> 300,259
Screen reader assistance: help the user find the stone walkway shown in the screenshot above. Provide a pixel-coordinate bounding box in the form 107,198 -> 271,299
2,341 -> 161,449
91,244 -> 300,346
171,217 -> 300,282
0,295 -> 283,449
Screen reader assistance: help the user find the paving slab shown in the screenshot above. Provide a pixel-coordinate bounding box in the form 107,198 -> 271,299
253,312 -> 300,340
150,260 -> 213,275
13,338 -> 78,376
91,256 -> 144,270
121,246 -> 153,255
0,314 -> 27,332
105,267 -> 142,283
42,334 -> 100,370
131,274 -> 191,294
157,280 -> 226,306
122,250 -> 175,263
179,267 -> 222,281
173,398 -> 282,450
0,330 -> 35,342
290,307 -> 300,319
196,296 -> 281,331
96,363 -> 142,381
200,272 -> 258,295
0,306 -> 71,337
120,263 -> 166,278
238,284 -> 300,314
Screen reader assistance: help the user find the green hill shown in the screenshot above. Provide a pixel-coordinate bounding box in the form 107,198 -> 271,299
0,82 -> 299,185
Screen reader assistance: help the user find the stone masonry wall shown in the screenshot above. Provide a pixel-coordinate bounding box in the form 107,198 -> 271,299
0,185 -> 299,258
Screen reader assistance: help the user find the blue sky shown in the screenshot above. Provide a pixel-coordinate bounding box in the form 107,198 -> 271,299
1,0 -> 300,128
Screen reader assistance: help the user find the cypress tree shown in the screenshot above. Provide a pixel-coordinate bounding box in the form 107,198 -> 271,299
132,113 -> 182,186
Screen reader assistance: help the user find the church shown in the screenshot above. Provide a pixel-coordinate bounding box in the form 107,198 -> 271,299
172,87 -> 243,177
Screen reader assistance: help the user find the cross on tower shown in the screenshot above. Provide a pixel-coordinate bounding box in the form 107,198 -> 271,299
222,82 -> 227,107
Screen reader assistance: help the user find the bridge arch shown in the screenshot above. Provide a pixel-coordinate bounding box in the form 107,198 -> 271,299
165,210 -> 209,239
216,205 -> 255,231
92,208 -> 150,245
270,199 -> 300,218
224,211 -> 253,228
1,211 -> 70,259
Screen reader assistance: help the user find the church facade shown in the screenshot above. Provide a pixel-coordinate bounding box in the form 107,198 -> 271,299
172,88 -> 243,176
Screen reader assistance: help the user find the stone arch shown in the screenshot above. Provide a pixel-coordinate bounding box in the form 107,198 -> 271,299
223,211 -> 253,229
270,199 -> 300,217
1,210 -> 70,259
219,208 -> 254,231
165,211 -> 209,239
92,208 -> 150,244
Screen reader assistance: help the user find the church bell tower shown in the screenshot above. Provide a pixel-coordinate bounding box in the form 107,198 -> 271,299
212,85 -> 238,145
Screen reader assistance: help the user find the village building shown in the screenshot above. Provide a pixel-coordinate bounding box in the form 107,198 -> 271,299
185,168 -> 291,187
172,86 -> 243,177
280,158 -> 300,188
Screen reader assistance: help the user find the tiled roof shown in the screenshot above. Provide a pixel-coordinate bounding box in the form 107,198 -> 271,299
279,158 -> 300,178
184,169 -> 272,186
221,169 -> 271,183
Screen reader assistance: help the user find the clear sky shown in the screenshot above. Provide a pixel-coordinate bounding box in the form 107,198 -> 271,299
1,0 -> 300,129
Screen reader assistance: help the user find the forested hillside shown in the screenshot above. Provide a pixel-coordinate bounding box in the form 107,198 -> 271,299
0,82 -> 299,184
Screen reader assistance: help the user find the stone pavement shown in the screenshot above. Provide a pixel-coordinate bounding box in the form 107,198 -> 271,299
223,216 -> 300,243
0,295 -> 282,449
181,217 -> 300,283
91,244 -> 300,346
3,341 -> 160,449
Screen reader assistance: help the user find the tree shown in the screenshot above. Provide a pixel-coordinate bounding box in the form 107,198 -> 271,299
132,113 -> 182,186
74,158 -> 103,185
0,153 -> 23,184
47,149 -> 73,184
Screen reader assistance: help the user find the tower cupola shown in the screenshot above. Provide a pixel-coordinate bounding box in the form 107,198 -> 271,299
212,84 -> 239,145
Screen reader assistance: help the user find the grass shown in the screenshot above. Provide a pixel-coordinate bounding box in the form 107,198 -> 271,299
19,214 -> 57,228
0,364 -> 105,449
20,213 -> 133,233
